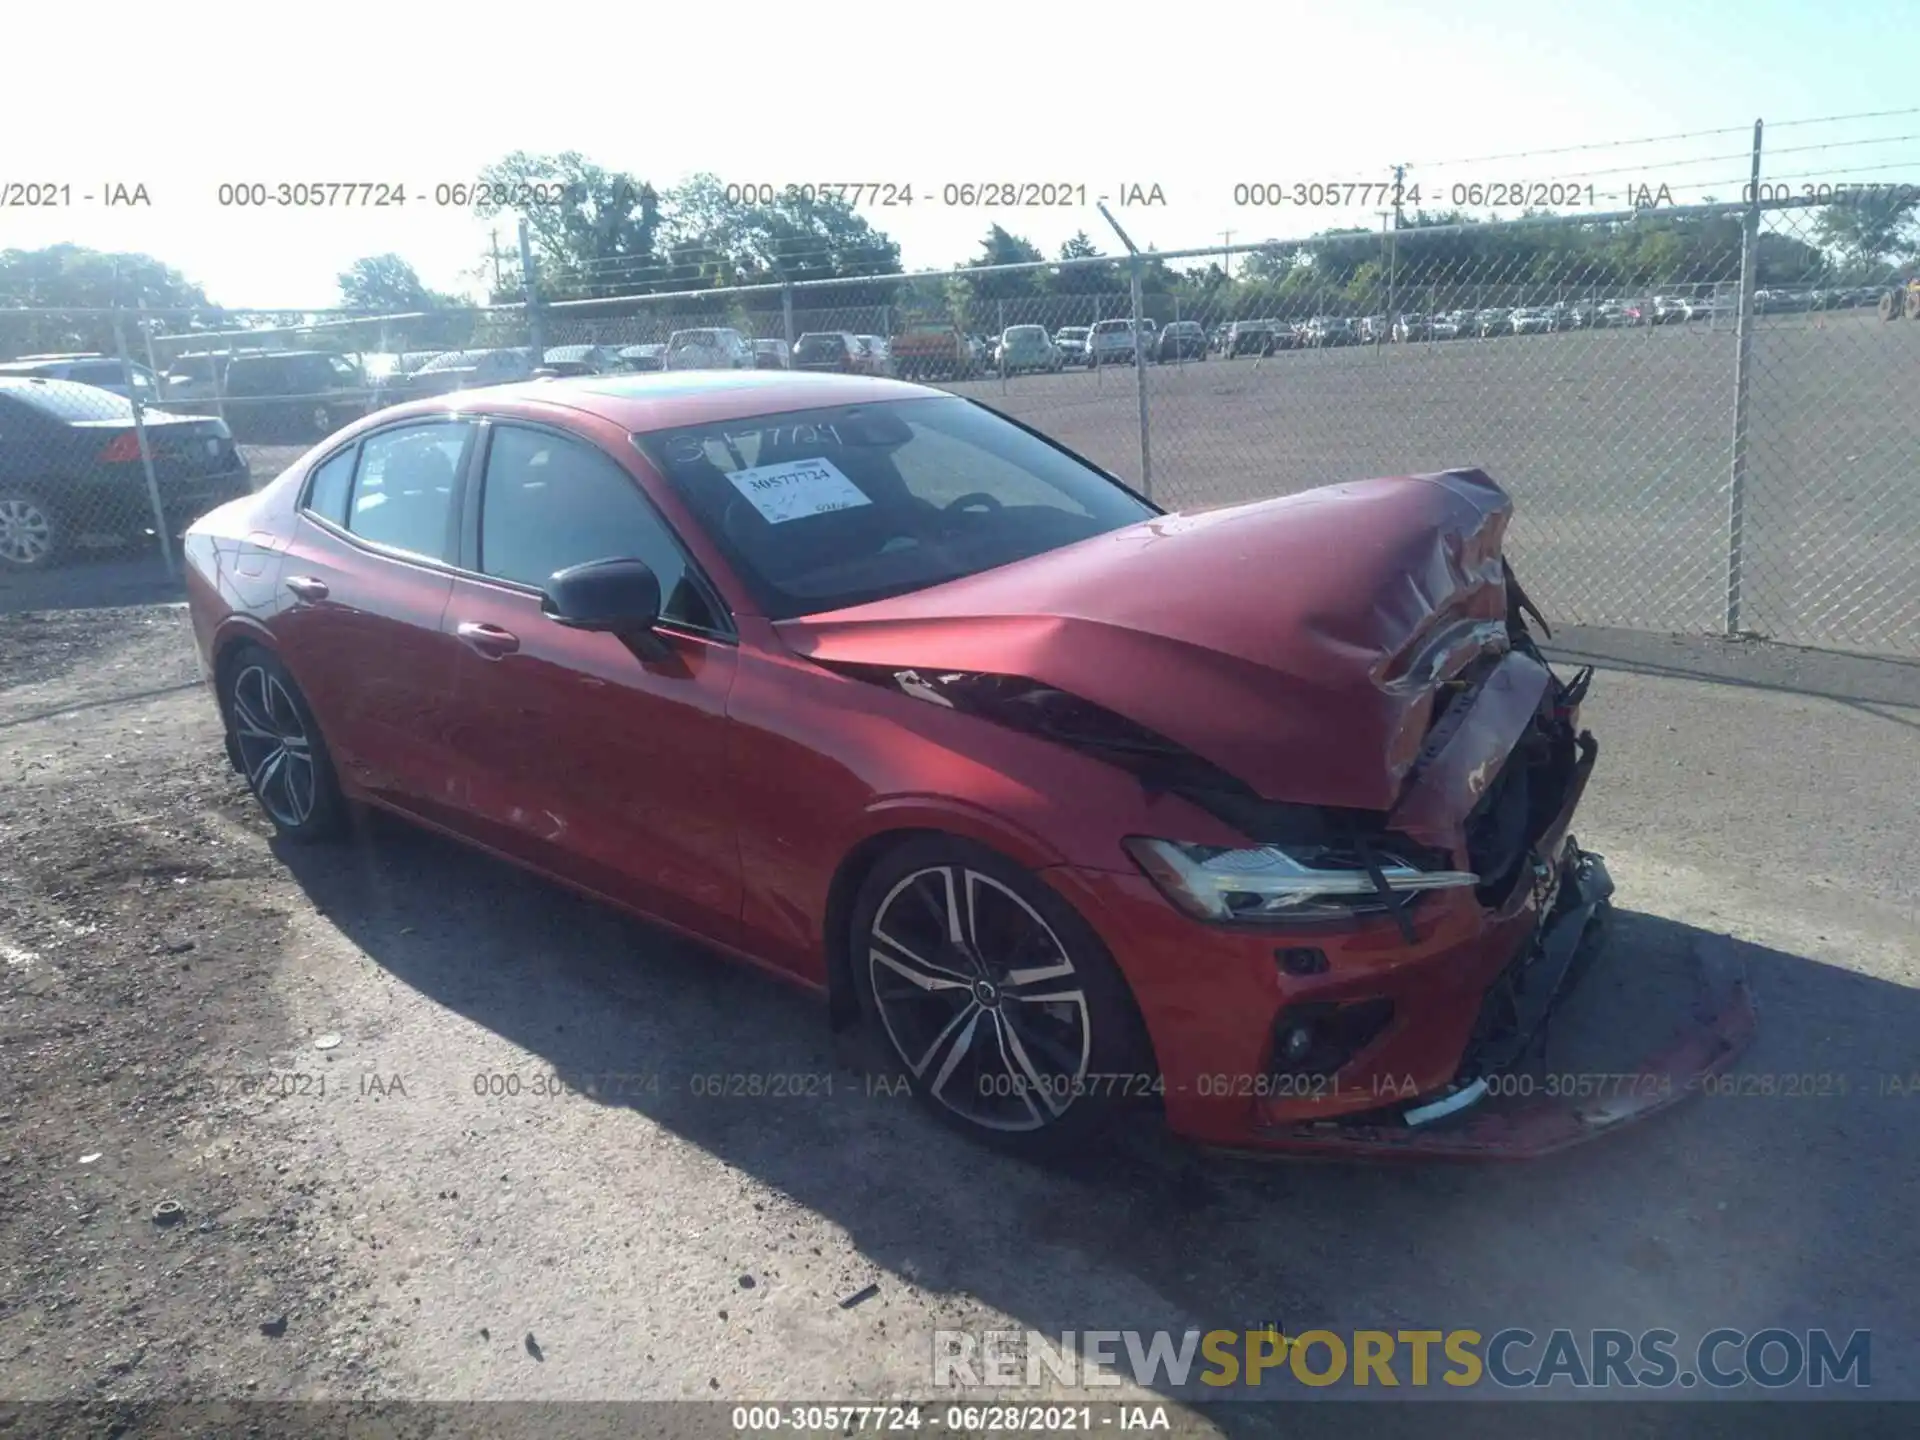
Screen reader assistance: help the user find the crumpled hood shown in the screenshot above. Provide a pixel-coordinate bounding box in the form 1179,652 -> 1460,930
775,469 -> 1517,811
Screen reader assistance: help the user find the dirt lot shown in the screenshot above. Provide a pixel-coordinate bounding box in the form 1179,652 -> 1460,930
1,600 -> 1916,1425
948,312 -> 1920,657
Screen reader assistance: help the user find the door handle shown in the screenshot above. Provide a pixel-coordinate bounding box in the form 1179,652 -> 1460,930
456,621 -> 521,657
284,576 -> 329,603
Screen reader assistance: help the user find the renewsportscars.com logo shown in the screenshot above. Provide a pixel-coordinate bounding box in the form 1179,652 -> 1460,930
932,1327 -> 1872,1391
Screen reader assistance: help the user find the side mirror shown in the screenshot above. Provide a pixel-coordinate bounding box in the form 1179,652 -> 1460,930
541,558 -> 670,659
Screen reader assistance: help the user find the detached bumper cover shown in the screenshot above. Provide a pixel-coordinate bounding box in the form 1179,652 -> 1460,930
1228,848 -> 1758,1160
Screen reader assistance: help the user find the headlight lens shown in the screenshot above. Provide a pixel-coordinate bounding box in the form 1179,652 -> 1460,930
1123,837 -> 1479,923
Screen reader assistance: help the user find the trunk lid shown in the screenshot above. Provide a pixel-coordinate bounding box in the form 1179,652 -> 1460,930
775,469 -> 1518,812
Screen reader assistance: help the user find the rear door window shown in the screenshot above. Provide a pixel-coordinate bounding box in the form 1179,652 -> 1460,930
303,447 -> 357,527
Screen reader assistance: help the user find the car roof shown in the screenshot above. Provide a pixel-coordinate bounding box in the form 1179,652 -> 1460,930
366,369 -> 942,432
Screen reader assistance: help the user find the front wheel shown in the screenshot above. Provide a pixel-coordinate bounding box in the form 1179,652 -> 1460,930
220,647 -> 349,842
850,835 -> 1154,1154
0,491 -> 62,570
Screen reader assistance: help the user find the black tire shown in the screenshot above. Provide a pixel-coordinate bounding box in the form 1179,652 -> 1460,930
849,834 -> 1154,1155
1907,288 -> 1920,321
0,490 -> 64,570
219,646 -> 350,843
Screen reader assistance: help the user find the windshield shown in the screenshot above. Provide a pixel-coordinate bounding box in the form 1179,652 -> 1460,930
634,395 -> 1156,620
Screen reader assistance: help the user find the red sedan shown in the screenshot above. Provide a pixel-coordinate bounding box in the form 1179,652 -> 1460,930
183,371 -> 1751,1157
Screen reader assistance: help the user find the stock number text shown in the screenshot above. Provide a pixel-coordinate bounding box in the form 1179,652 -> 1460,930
1234,181 -> 1420,208
723,182 -> 915,207
217,182 -> 408,207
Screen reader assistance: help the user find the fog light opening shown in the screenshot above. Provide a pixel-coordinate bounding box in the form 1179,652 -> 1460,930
1277,946 -> 1329,977
1269,998 -> 1395,1080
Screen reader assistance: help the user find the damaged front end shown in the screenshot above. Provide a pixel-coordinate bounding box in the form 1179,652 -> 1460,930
1229,572 -> 1756,1159
781,473 -> 1756,1157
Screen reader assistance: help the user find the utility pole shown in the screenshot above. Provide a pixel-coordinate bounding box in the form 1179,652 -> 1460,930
518,219 -> 544,362
489,229 -> 504,296
1220,230 -> 1234,280
1391,163 -> 1407,229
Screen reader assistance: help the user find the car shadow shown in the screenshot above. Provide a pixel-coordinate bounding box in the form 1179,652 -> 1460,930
0,550 -> 184,616
275,811 -> 1920,1412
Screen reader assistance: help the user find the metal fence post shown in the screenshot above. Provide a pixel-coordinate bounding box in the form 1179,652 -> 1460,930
781,282 -> 795,350
1725,119 -> 1763,636
1130,256 -> 1152,501
997,298 -> 1007,391
114,311 -> 175,580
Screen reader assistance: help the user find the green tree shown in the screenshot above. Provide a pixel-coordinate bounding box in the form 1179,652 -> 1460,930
966,225 -> 1048,303
337,254 -> 462,312
657,174 -> 903,303
1059,231 -> 1101,261
1813,194 -> 1920,273
472,151 -> 664,298
0,243 -> 214,356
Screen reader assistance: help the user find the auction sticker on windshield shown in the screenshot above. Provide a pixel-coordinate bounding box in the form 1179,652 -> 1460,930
727,457 -> 873,525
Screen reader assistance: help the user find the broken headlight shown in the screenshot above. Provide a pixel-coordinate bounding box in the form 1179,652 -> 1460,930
1123,837 -> 1479,924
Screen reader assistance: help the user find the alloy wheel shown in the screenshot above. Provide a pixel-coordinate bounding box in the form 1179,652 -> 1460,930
868,864 -> 1091,1132
0,497 -> 54,567
230,664 -> 318,828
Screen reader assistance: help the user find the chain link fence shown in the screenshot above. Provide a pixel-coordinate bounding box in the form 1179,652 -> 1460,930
2,196 -> 1915,653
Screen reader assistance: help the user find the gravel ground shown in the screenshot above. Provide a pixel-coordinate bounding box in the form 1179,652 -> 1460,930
0,602 -> 1916,1428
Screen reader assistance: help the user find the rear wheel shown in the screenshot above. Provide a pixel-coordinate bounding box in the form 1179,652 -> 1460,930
1907,288 -> 1920,321
0,491 -> 61,570
220,647 -> 349,842
850,835 -> 1154,1154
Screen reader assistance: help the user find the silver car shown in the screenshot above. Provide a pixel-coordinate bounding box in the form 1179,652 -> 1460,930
665,327 -> 754,371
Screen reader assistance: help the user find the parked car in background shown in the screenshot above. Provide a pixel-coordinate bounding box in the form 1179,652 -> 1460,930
617,344 -> 667,373
998,325 -> 1063,373
1054,326 -> 1093,365
1226,320 -> 1276,356
0,376 -> 250,570
1154,320 -> 1209,361
1390,314 -> 1431,342
1472,309 -> 1513,338
364,352 -> 442,405
665,328 -> 754,371
853,336 -> 896,378
1354,316 -> 1390,344
218,351 -> 370,442
1509,308 -> 1555,336
396,348 -> 537,402
1684,294 -> 1728,322
1304,316 -> 1358,347
792,332 -> 861,374
541,345 -> 620,376
753,339 -> 791,370
163,351 -> 247,403
1086,318 -> 1144,366
0,354 -> 166,404
1650,297 -> 1690,326
891,323 -> 977,380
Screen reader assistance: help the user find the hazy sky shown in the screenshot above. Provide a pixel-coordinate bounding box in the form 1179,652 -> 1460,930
3,0 -> 1915,309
